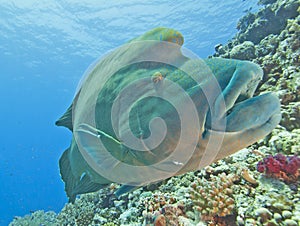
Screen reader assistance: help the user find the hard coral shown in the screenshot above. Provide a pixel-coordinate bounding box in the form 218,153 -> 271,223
257,153 -> 300,183
153,204 -> 186,226
190,173 -> 239,224
142,192 -> 182,226
75,208 -> 94,226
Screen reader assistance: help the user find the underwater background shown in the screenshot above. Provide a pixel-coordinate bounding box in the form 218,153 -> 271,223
1,0 -> 299,225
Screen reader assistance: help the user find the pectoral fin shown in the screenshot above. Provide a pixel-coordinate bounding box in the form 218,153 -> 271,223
59,147 -> 105,203
115,185 -> 140,198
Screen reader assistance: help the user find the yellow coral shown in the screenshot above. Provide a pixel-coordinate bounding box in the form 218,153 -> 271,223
190,173 -> 239,222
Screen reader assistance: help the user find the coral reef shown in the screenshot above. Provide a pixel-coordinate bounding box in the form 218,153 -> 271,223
229,41 -> 256,60
233,172 -> 300,225
9,210 -> 58,226
54,186 -> 133,225
236,0 -> 299,44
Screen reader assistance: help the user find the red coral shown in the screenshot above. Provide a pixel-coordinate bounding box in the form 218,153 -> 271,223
257,161 -> 266,173
285,156 -> 300,175
274,153 -> 287,164
257,154 -> 300,183
264,155 -> 281,173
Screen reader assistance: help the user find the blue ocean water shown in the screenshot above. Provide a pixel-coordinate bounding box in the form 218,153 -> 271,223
0,0 -> 260,225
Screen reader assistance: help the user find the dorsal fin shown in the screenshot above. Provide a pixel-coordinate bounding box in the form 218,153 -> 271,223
55,104 -> 73,131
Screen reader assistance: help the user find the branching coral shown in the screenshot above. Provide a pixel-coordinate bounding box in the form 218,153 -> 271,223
190,173 -> 239,224
141,192 -> 185,226
153,204 -> 186,226
142,192 -> 176,215
257,153 -> 300,183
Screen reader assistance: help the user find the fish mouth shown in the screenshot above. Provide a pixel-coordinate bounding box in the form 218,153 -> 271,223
225,92 -> 281,132
198,92 -> 281,163
205,92 -> 281,133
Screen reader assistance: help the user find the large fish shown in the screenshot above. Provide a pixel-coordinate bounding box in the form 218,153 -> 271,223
56,27 -> 281,203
